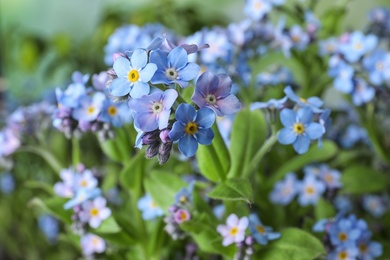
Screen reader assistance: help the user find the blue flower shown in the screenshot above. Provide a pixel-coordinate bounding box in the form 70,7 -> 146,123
297,174 -> 325,206
191,72 -> 242,116
318,37 -> 338,56
278,107 -> 323,154
329,214 -> 365,247
109,49 -> 157,98
269,173 -> 299,205
150,46 -> 200,88
249,214 -> 280,245
72,92 -> 106,122
250,96 -> 288,110
99,100 -> 133,128
129,89 -> 178,132
0,172 -> 15,194
329,60 -> 355,93
64,188 -> 101,210
362,195 -> 387,218
357,233 -> 383,260
137,193 -> 164,220
38,214 -> 59,243
244,0 -> 272,21
338,31 -> 377,63
284,86 -> 323,112
362,49 -> 390,85
289,25 -> 310,50
169,104 -> 215,157
351,78 -> 375,106
327,246 -> 359,260
174,182 -> 194,205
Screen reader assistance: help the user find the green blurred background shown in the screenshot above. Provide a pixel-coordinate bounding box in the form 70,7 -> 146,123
1,0 -> 390,105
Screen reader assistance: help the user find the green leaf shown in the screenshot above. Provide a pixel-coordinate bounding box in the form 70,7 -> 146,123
24,180 -> 54,195
228,109 -> 267,178
196,123 -> 230,182
99,138 -> 123,163
16,146 -> 63,173
29,197 -> 72,224
257,228 -> 326,260
93,230 -> 137,246
268,141 -> 338,186
208,177 -> 253,203
144,171 -> 187,210
341,165 -> 388,194
315,198 -> 335,220
95,216 -> 121,234
119,152 -> 146,194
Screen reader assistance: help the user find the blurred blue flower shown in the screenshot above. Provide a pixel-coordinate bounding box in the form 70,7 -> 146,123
216,214 -> 248,246
338,31 -> 377,63
99,100 -> 133,128
38,214 -> 59,243
79,197 -> 111,228
269,173 -> 299,205
329,214 -> 366,247
318,37 -> 338,56
362,195 -> 387,218
329,60 -> 355,93
169,104 -> 215,157
248,213 -> 280,245
109,49 -> 157,98
278,107 -> 323,154
150,46 -> 200,88
362,49 -> 390,85
244,0 -> 272,21
351,78 -> 375,106
64,188 -> 101,210
137,193 -> 164,221
357,232 -> 383,260
297,174 -> 325,206
0,128 -> 20,157
284,86 -> 323,112
129,89 -> 178,132
289,25 -> 310,50
72,92 -> 106,122
251,96 -> 287,110
327,246 -> 359,260
0,172 -> 15,194
191,72 -> 241,116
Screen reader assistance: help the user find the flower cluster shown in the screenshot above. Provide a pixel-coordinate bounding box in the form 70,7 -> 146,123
270,163 -> 342,206
53,71 -> 132,139
313,214 -> 383,260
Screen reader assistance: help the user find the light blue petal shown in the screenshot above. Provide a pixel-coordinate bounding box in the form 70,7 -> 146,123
217,94 -> 242,116
178,62 -> 200,81
113,57 -> 130,77
196,107 -> 215,128
280,108 -> 296,127
306,122 -> 323,140
150,71 -> 171,85
195,128 -> 214,145
293,135 -> 310,154
139,63 -> 157,82
178,134 -> 198,157
307,97 -> 323,108
161,89 -> 178,109
267,232 -> 281,240
131,49 -> 148,69
130,81 -> 150,98
278,128 -> 297,144
364,35 -> 378,52
334,77 -> 353,93
109,77 -> 130,96
150,50 -> 168,70
297,107 -> 313,125
134,112 -> 158,132
284,85 -> 299,102
176,103 -> 196,123
168,46 -> 188,70
158,110 -> 171,130
169,122 -> 186,141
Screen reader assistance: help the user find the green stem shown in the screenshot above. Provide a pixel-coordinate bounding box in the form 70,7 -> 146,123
242,127 -> 278,178
72,137 -> 81,167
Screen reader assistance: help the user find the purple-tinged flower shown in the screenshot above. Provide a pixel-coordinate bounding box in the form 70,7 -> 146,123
169,104 -> 215,157
81,233 -> 106,256
150,46 -> 200,88
55,83 -> 86,109
362,195 -> 387,218
269,173 -> 299,205
278,107 -> 324,154
289,25 -> 310,50
54,168 -> 78,198
99,100 -> 133,128
129,89 -> 178,132
137,193 -> 164,220
318,37 -> 338,56
72,92 -> 106,122
191,72 -> 241,116
217,214 -> 249,246
198,28 -> 232,64
92,71 -> 108,91
357,233 -> 383,260
64,188 -> 101,210
0,128 -> 20,157
174,209 -> 191,223
72,71 -> 89,85
75,169 -> 98,191
244,0 -> 272,21
338,31 -> 377,63
334,195 -> 353,213
318,164 -> 342,190
109,49 -> 157,98
351,78 -> 375,106
174,183 -> 194,205
79,197 -> 111,228
284,86 -> 323,112
297,174 -> 326,206
327,246 -> 359,260
38,214 -> 59,243
248,214 -> 280,245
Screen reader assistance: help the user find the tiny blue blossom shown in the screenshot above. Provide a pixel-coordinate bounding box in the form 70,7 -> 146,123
137,193 -> 164,220
297,174 -> 326,206
362,195 -> 387,218
269,173 -> 299,205
338,31 -> 378,63
72,92 -> 106,122
169,104 -> 215,157
351,78 -> 375,106
284,86 -> 323,112
99,100 -> 133,128
248,213 -> 281,245
244,0 -> 272,21
251,96 -> 288,110
329,214 -> 366,247
362,49 -> 390,85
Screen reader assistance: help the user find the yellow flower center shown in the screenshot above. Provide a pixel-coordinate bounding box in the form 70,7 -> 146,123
92,237 -> 100,246
324,174 -> 333,183
230,227 -> 238,236
299,97 -> 307,104
128,69 -> 139,82
90,208 -> 99,217
179,196 -> 187,203
179,211 -> 188,221
87,106 -> 96,115
338,232 -> 348,242
338,251 -> 348,260
107,106 -> 117,116
256,225 -> 266,234
185,122 -> 198,135
354,43 -> 362,50
293,123 -> 305,135
306,186 -> 314,194
150,201 -> 157,208
254,1 -> 262,10
292,35 -> 300,43
359,243 -> 367,253
80,180 -> 88,187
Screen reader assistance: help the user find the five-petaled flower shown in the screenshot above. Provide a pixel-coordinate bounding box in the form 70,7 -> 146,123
217,213 -> 248,246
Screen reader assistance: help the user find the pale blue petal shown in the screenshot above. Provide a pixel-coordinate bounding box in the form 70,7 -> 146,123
150,71 -> 170,85
293,135 -> 310,154
139,63 -> 157,82
178,62 -> 200,81
284,85 -> 299,102
168,46 -> 188,70
130,81 -> 150,98
131,49 -> 148,69
306,122 -> 323,140
169,122 -> 186,141
161,89 -> 178,109
195,128 -> 214,145
176,103 -> 196,123
365,35 -> 378,52
217,94 -> 242,116
280,108 -> 296,127
109,78 -> 130,96
150,50 -> 168,70
267,232 -> 281,240
178,134 -> 198,157
278,128 -> 296,144
134,112 -> 158,132
196,107 -> 215,128
158,110 -> 170,130
307,97 -> 323,108
113,57 -> 130,77
297,107 -> 313,125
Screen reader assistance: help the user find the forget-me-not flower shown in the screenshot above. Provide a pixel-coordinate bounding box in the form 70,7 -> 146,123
81,233 -> 106,256
169,104 -> 215,157
338,31 -> 377,63
248,213 -> 280,245
109,49 -> 157,98
79,197 -> 111,228
137,193 -> 164,220
72,92 -> 106,122
217,214 -> 248,246
244,0 -> 272,21
297,174 -> 326,206
269,173 -> 299,205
